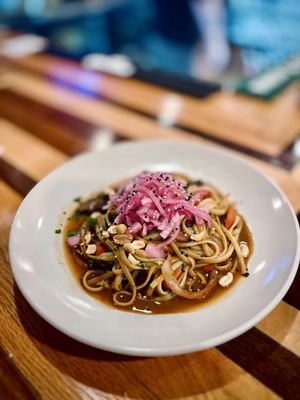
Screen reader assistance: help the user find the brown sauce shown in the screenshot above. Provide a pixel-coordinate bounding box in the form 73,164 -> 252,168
63,215 -> 253,315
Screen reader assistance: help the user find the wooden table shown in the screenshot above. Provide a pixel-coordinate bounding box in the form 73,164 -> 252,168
0,34 -> 300,400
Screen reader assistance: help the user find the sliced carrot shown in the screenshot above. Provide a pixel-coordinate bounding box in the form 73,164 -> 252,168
202,264 -> 214,272
163,268 -> 182,290
195,189 -> 212,199
194,190 -> 212,206
95,244 -> 107,256
225,207 -> 236,229
174,268 -> 182,280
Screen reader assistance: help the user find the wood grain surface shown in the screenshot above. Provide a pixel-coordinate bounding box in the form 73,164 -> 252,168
0,33 -> 299,400
2,53 -> 300,157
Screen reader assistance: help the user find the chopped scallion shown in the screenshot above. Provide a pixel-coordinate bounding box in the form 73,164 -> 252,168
67,229 -> 78,237
71,211 -> 81,222
86,216 -> 97,227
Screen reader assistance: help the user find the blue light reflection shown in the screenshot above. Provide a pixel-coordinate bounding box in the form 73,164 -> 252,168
263,255 -> 293,287
49,65 -> 102,98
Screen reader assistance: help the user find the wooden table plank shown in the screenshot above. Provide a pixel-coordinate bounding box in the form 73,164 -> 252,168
0,90 -> 114,156
0,119 -> 67,180
120,349 -> 280,400
218,329 -> 300,399
0,71 -> 204,144
291,163 -> 300,189
2,53 -> 300,157
256,302 -> 300,357
0,347 -> 37,400
0,158 -> 36,197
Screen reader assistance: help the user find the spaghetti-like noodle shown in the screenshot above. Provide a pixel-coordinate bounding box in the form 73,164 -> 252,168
64,172 -> 252,312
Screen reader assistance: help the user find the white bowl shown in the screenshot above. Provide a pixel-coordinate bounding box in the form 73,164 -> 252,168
9,140 -> 300,356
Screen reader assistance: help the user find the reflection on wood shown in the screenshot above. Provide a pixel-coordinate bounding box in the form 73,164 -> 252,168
2,53 -> 300,156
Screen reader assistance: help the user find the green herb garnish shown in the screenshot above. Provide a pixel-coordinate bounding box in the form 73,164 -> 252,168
86,216 -> 97,227
73,196 -> 81,202
55,229 -> 62,234
67,229 -> 78,237
139,263 -> 146,269
71,211 -> 81,222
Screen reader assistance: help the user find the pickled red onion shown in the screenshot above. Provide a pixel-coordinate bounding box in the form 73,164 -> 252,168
107,172 -> 211,256
67,233 -> 80,247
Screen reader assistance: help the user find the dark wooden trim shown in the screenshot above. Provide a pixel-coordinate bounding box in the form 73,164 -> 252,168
133,67 -> 220,98
284,213 -> 300,310
0,90 -> 125,156
283,268 -> 300,310
284,214 -> 300,310
218,327 -> 300,399
0,158 -> 36,197
0,91 -> 89,156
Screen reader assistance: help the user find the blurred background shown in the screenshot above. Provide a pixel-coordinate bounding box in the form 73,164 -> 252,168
0,0 -> 300,98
